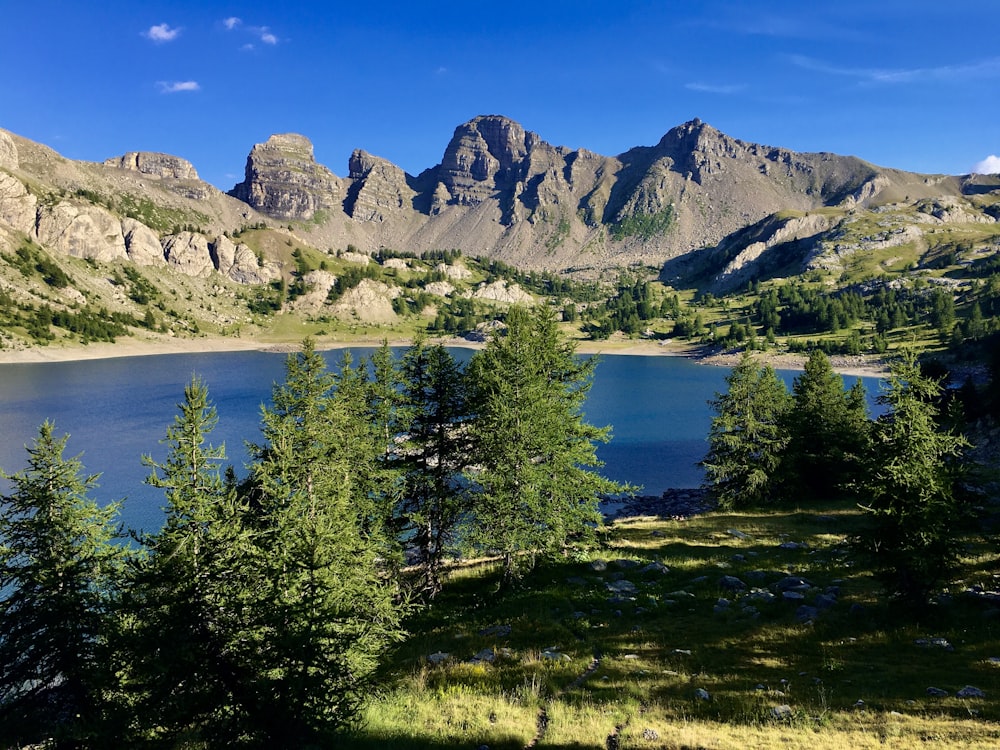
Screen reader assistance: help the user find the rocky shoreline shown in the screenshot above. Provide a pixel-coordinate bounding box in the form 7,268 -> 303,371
601,487 -> 714,521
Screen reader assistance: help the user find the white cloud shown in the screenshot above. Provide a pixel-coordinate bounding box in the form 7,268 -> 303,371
158,80 -> 200,94
254,26 -> 278,45
973,155 -> 1000,175
223,17 -> 242,30
145,23 -> 181,43
788,54 -> 1000,85
685,82 -> 745,95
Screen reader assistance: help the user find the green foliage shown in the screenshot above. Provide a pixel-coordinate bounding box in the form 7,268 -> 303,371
5,241 -> 71,288
855,351 -> 972,603
702,352 -> 792,509
782,350 -> 869,500
466,306 -> 628,583
244,340 -> 406,743
397,337 -> 471,596
610,205 -> 674,241
0,422 -> 124,748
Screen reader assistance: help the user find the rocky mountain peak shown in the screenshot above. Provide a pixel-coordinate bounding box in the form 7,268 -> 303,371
229,133 -> 342,221
437,115 -> 539,205
103,152 -> 199,180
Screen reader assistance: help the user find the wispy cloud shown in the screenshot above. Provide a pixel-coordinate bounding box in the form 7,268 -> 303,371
158,80 -> 200,94
223,17 -> 279,47
144,23 -> 181,43
685,82 -> 745,95
973,155 -> 1000,175
788,54 -> 1000,85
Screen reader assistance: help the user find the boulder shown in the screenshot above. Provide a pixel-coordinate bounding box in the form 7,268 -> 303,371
121,218 -> 166,265
35,201 -> 127,261
162,232 -> 214,277
0,172 -> 37,233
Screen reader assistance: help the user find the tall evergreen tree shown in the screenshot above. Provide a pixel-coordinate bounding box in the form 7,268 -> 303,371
398,336 -> 470,596
702,352 -> 792,509
467,306 -> 625,583
0,422 -> 124,749
245,339 -> 405,745
125,378 -> 252,745
857,351 -> 970,603
783,350 -> 869,500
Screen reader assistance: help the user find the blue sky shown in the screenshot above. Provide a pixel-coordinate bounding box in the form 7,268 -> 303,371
1,1 -> 998,190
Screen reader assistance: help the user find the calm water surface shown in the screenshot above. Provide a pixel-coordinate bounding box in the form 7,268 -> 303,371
0,348 -> 879,533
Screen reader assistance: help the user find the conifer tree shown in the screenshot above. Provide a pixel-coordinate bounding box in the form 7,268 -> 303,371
0,422 -> 124,749
783,350 -> 869,499
245,339 -> 405,744
467,306 -> 624,583
125,378 -> 252,745
398,336 -> 470,596
857,351 -> 970,603
702,352 -> 792,509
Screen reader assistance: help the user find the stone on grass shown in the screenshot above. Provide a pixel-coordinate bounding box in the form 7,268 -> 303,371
771,704 -> 793,720
642,728 -> 659,741
774,576 -> 813,593
427,651 -> 450,665
782,591 -> 805,601
479,624 -> 512,638
795,605 -> 819,623
926,687 -> 949,697
471,648 -> 496,664
589,559 -> 608,572
694,688 -> 711,701
957,686 -> 986,698
727,528 -> 750,540
719,575 -> 748,592
606,579 -> 638,594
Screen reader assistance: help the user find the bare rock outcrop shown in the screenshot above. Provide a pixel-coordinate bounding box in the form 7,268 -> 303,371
0,172 -> 37,233
162,232 -> 214,277
329,278 -> 400,322
35,201 -> 128,262
470,279 -> 534,304
437,115 -> 536,207
210,235 -> 274,284
103,152 -> 199,180
0,130 -> 18,170
228,133 -> 342,221
287,269 -> 336,312
345,150 -> 415,222
121,218 -> 166,265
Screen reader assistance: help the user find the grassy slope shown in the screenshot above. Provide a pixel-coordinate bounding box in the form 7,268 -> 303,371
347,503 -> 1000,749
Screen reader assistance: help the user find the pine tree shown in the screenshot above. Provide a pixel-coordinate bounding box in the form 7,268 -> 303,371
245,339 -> 405,744
702,352 -> 792,509
398,336 -> 470,596
783,350 -> 869,500
857,351 -> 970,603
467,306 -> 625,583
125,378 -> 252,745
0,422 -> 124,748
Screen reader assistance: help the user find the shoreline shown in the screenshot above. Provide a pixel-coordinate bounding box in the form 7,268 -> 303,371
0,332 -> 889,378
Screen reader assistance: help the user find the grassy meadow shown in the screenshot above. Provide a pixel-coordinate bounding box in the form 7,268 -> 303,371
346,503 -> 1000,749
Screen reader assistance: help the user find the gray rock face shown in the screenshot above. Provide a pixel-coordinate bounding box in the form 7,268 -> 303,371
210,236 -> 273,284
104,152 -> 199,180
0,172 -> 37,233
0,130 -> 18,170
121,218 -> 166,266
437,115 -> 536,207
345,150 -> 414,222
162,232 -> 214,277
35,202 -> 128,262
229,133 -> 342,221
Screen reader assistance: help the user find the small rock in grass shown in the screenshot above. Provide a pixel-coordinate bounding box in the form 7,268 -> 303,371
694,688 -> 711,701
957,686 -> 986,699
718,575 -> 748,592
470,648 -> 495,664
479,624 -> 512,638
642,728 -> 659,741
427,651 -> 450,665
589,559 -> 608,572
771,704 -> 793,720
782,591 -> 805,601
727,528 -> 750,539
926,687 -> 949,697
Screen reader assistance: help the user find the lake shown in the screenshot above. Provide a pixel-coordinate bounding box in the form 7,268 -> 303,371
0,348 -> 881,533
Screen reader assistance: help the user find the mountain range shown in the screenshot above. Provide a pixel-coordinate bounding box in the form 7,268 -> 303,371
4,115 -> 998,284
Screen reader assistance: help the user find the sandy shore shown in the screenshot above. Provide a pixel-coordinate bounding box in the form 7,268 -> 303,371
0,332 -> 889,378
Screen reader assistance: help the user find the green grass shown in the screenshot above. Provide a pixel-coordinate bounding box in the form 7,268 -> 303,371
344,502 -> 1000,749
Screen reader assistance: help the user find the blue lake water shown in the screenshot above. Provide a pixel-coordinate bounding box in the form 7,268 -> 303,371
0,348 -> 882,534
